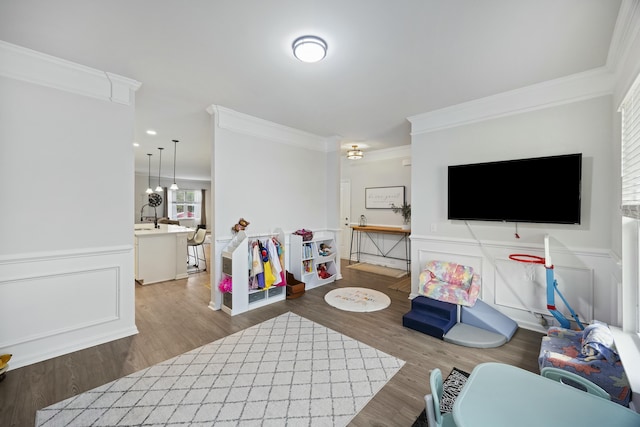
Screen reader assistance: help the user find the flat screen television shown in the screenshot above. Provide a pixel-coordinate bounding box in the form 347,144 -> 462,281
447,153 -> 582,224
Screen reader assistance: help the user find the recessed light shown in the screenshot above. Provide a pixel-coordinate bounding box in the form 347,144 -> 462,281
146,129 -> 157,135
133,142 -> 140,147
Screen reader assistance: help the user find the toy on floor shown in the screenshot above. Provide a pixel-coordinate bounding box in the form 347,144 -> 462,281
0,354 -> 12,382
509,234 -> 585,330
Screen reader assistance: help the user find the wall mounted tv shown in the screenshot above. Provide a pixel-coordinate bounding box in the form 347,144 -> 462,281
447,153 -> 582,224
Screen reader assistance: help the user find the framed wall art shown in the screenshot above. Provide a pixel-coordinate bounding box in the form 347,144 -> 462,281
365,186 -> 405,209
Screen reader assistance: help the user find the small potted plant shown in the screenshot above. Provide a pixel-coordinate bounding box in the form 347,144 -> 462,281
391,202 -> 411,229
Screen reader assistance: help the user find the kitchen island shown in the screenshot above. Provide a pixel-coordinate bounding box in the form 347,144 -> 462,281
134,223 -> 192,285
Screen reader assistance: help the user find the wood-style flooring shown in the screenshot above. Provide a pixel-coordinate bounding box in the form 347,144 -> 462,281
0,261 -> 543,427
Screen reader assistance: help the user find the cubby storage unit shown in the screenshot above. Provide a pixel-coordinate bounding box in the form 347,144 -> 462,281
290,232 -> 338,290
219,228 -> 286,316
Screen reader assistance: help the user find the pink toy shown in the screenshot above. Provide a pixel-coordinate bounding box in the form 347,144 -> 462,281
218,274 -> 233,293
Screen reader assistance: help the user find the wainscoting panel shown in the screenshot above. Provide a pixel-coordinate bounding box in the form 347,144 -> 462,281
0,267 -> 120,347
0,246 -> 138,369
411,235 -> 617,332
493,258 -> 594,323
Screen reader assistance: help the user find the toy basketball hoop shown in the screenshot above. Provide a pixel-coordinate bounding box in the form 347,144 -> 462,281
508,254 -> 546,264
509,245 -> 585,330
509,254 -> 544,282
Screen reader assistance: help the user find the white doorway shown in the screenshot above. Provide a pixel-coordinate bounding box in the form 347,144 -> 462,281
340,180 -> 351,261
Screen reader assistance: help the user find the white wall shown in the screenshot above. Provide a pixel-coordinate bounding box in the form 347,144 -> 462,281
342,146 -> 412,228
410,92 -> 619,331
341,146 -> 412,269
413,96 -> 613,247
0,42 -> 140,369
207,106 -> 340,309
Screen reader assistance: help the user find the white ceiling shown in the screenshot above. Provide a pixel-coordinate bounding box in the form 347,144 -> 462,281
0,0 -> 623,181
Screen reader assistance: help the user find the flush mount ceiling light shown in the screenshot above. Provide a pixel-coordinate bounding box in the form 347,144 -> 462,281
347,145 -> 363,160
292,35 -> 327,63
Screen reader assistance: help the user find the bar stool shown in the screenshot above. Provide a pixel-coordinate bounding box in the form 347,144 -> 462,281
187,228 -> 207,272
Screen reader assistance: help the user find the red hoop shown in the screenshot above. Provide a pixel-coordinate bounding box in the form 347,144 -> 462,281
509,254 -> 546,264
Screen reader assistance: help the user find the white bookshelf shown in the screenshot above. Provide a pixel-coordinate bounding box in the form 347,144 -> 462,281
290,231 -> 338,290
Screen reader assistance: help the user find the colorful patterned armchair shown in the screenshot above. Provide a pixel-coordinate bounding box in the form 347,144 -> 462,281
418,260 -> 481,307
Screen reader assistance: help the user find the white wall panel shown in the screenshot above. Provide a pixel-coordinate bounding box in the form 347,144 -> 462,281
0,247 -> 137,370
493,259 -> 594,322
0,42 -> 139,368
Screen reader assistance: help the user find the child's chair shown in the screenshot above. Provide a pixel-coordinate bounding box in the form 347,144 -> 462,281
541,367 -> 610,400
418,261 -> 480,307
425,368 -> 458,427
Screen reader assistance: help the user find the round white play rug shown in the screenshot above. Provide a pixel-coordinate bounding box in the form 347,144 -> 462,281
324,287 -> 391,312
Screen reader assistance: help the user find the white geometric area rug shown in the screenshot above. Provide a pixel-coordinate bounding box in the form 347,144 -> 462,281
36,312 -> 405,426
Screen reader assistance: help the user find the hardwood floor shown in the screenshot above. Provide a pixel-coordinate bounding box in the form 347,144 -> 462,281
0,261 -> 543,426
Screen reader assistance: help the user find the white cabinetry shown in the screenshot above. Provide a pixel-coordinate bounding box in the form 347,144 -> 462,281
134,224 -> 190,285
290,232 -> 338,290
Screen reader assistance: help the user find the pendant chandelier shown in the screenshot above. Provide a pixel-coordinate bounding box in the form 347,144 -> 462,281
155,147 -> 164,192
347,145 -> 363,160
170,139 -> 179,191
145,153 -> 153,194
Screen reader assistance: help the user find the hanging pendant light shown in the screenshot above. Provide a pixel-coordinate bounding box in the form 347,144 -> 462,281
170,139 -> 179,191
155,147 -> 164,192
145,153 -> 153,194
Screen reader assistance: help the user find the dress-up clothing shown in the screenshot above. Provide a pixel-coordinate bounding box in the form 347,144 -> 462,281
251,242 -> 265,289
267,238 -> 283,286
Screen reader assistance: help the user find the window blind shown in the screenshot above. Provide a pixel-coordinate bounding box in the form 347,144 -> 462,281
621,73 -> 640,219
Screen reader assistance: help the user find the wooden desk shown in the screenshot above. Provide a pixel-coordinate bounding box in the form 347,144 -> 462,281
453,362 -> 640,427
349,225 -> 410,273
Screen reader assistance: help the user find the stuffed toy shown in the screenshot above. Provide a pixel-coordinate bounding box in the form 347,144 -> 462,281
231,217 -> 250,232
319,243 -> 332,256
317,263 -> 331,279
218,274 -> 232,293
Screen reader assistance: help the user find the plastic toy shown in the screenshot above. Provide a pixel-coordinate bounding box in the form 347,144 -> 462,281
510,235 -> 585,330
319,243 -> 332,256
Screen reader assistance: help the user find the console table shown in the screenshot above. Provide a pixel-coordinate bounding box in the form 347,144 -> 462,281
349,225 -> 410,273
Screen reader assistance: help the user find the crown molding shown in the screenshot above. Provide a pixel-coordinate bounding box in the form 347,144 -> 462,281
0,40 -> 141,105
408,1 -> 640,136
206,104 -> 330,151
408,67 -> 614,135
607,0 -> 640,72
